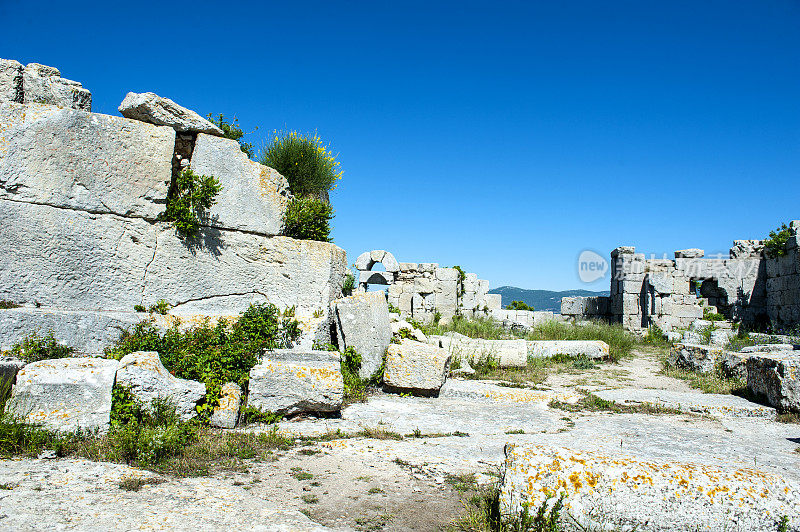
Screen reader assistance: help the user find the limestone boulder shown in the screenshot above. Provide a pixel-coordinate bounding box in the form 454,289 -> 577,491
248,350 -> 343,415
500,444 -> 800,531
720,351 -> 748,380
22,63 -> 91,111
747,352 -> 800,413
118,92 -> 223,135
6,358 -> 118,433
0,102 -> 174,220
189,133 -> 290,236
115,351 -> 206,421
210,382 -> 242,429
331,292 -> 391,379
527,340 -> 609,360
432,332 -> 527,367
0,59 -> 23,103
384,339 -> 451,396
668,343 -> 722,374
0,308 -> 145,356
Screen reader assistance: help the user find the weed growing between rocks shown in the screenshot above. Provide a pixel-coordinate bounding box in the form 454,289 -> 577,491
340,346 -> 384,404
0,300 -> 20,309
106,303 -> 300,420
282,196 -> 334,242
526,321 -> 634,363
207,114 -> 256,159
6,331 -> 74,363
423,316 -> 513,341
659,354 -> 747,395
549,392 -> 685,416
160,168 -> 222,238
260,130 -> 343,198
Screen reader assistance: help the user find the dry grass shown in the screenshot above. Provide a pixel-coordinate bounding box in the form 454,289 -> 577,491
549,393 -> 686,416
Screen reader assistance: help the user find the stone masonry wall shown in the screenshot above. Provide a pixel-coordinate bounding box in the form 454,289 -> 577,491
766,222 -> 800,326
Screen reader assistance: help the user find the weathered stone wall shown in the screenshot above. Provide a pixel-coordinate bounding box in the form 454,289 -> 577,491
0,59 -> 91,110
766,222 -> 800,326
0,61 -> 347,351
353,250 -> 501,323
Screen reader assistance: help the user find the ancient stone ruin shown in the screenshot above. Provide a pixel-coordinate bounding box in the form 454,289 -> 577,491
562,225 -> 800,333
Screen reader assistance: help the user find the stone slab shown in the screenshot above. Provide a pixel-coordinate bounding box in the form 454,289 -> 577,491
118,92 -> 223,135
210,382 -> 242,429
527,340 -> 609,360
6,357 -> 118,433
594,388 -> 775,419
0,102 -> 174,220
248,349 -> 343,415
432,332 -> 528,367
331,292 -> 391,379
747,352 -> 800,413
384,340 -> 450,395
190,133 -> 290,236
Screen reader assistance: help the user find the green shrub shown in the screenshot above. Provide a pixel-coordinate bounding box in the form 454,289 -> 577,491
106,303 -> 300,420
506,300 -> 534,311
0,414 -> 75,458
8,332 -> 73,363
703,307 -> 725,322
387,303 -> 401,315
241,406 -> 283,425
133,304 -> 146,312
342,273 -> 355,297
160,168 -> 222,238
764,223 -> 791,258
642,324 -> 671,347
260,131 -> 342,197
452,265 -> 467,296
282,196 -> 334,242
0,301 -> 20,309
207,114 -> 255,159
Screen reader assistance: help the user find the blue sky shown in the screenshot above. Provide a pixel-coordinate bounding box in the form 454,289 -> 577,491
2,0 -> 798,291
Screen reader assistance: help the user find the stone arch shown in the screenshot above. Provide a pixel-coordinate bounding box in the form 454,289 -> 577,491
354,250 -> 399,291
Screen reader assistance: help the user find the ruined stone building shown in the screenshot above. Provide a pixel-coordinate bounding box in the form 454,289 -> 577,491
561,223 -> 800,333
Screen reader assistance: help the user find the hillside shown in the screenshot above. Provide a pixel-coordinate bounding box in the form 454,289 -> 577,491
488,286 -> 609,313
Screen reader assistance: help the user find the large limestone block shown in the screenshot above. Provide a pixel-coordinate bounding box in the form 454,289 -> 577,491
0,308 -> 145,356
6,357 -> 118,433
22,63 -> 91,111
0,198 -> 347,315
210,382 -> 242,429
118,92 -> 223,135
331,291 -> 391,379
115,351 -> 206,421
434,332 -> 527,367
527,340 -> 609,360
0,59 -> 23,103
248,350 -> 343,415
0,102 -> 174,219
384,339 -> 451,395
0,199 -> 158,310
668,343 -> 722,374
189,133 -> 290,236
747,352 -> 800,413
500,444 -> 800,531
144,232 -> 348,316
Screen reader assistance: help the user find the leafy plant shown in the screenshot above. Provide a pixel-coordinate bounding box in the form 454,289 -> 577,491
260,130 -> 342,197
133,304 -> 146,313
207,114 -> 255,159
160,168 -> 222,238
149,300 -> 171,315
342,273 -> 355,297
703,307 -> 724,322
387,303 -> 401,315
282,196 -> 334,242
506,300 -> 534,311
8,332 -> 73,363
453,265 -> 467,296
764,222 -> 791,258
106,303 -> 300,420
0,301 -> 20,309
642,324 -> 671,347
241,406 -> 283,425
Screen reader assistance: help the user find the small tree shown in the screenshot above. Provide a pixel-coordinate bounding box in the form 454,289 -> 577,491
764,222 -> 791,258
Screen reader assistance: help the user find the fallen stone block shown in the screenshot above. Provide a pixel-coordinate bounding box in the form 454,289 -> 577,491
248,349 -> 343,415
747,352 -> 800,413
668,343 -> 722,374
500,444 -> 800,532
118,92 -> 223,135
22,63 -> 91,111
440,379 -> 580,405
0,102 -> 175,220
527,340 -> 609,360
384,339 -> 450,396
434,332 -> 527,367
720,350 -> 748,380
593,388 -> 774,419
210,382 -> 242,429
189,133 -> 290,236
6,357 -> 118,433
115,351 -> 206,421
741,344 -> 796,353
0,308 -> 145,356
331,292 -> 391,379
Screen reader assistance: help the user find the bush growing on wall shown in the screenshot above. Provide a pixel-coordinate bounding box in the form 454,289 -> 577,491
282,197 -> 334,242
8,332 -> 74,363
260,131 -> 342,198
106,303 -> 300,419
764,222 -> 791,258
506,300 -> 534,311
161,169 -> 222,238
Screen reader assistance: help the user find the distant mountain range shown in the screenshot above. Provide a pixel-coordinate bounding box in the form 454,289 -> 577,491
488,286 -> 610,313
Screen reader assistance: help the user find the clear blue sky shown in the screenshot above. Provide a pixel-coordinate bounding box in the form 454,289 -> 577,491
2,0 -> 798,291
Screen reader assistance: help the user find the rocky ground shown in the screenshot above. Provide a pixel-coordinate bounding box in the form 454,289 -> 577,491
2,348 -> 799,531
